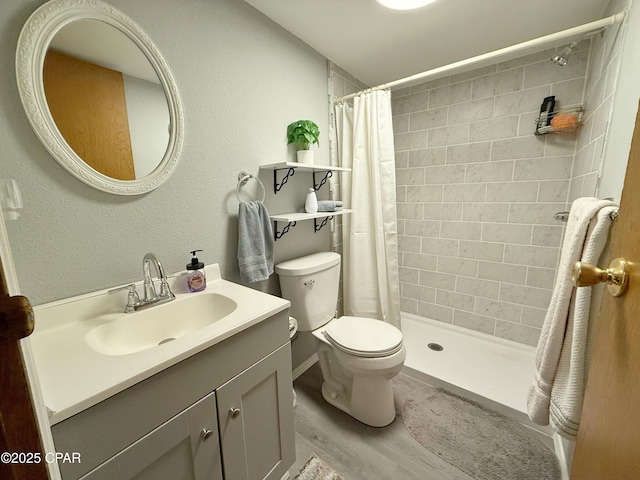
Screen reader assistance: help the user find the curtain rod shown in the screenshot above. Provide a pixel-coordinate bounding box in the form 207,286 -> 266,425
335,11 -> 626,103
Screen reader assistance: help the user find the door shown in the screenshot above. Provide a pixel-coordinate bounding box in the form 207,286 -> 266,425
216,344 -> 295,480
571,103 -> 640,477
43,50 -> 135,180
0,259 -> 47,478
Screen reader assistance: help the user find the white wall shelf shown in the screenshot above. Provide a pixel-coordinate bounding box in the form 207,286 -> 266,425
270,209 -> 352,241
260,162 -> 350,193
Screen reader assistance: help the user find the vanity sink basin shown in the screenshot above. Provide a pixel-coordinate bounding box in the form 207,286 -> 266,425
85,293 -> 237,356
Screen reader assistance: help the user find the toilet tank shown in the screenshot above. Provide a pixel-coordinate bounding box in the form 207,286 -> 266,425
275,252 -> 341,331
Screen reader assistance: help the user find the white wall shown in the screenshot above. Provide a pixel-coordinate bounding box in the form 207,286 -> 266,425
598,0 -> 640,199
1,0 -> 331,305
123,75 -> 170,179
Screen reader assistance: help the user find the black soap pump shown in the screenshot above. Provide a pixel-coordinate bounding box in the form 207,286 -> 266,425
535,95 -> 556,134
186,250 -> 206,292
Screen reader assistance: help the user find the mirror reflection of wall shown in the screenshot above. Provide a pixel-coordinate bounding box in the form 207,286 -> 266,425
43,19 -> 170,181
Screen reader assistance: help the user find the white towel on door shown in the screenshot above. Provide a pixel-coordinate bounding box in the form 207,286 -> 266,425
549,205 -> 617,438
527,197 -> 617,426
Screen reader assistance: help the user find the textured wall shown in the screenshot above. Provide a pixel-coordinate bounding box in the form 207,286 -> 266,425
392,45 -> 591,346
2,0 -> 330,305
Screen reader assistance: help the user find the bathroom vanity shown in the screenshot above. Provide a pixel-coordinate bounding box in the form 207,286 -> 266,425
29,265 -> 294,480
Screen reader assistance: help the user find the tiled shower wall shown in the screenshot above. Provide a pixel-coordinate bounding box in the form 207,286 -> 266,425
392,44 -> 591,346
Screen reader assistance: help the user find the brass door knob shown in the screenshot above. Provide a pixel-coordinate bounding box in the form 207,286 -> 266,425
572,257 -> 629,297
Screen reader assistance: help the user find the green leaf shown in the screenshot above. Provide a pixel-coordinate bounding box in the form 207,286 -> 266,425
286,119 -> 320,148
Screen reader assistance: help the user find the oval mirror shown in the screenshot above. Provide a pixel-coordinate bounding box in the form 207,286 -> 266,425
16,0 -> 184,195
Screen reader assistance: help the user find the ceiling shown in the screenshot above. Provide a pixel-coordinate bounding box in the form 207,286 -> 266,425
244,0 -> 611,88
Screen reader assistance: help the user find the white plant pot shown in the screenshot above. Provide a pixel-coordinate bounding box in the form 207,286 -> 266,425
297,150 -> 314,165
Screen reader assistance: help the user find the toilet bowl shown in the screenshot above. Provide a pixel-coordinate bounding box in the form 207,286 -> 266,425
275,252 -> 405,427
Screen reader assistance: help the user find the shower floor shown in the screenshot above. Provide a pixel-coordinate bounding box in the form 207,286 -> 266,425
401,313 -> 536,414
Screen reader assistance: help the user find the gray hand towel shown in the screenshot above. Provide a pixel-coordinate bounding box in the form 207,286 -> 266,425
237,201 -> 274,283
317,200 -> 344,212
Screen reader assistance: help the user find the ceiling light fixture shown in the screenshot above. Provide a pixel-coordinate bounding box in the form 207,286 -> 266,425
376,0 -> 438,11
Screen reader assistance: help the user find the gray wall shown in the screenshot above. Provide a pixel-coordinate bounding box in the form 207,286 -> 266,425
2,0 -> 331,306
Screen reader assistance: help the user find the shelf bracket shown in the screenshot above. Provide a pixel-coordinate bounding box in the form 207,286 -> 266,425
273,168 -> 295,194
314,216 -> 333,233
274,220 -> 296,241
313,170 -> 333,191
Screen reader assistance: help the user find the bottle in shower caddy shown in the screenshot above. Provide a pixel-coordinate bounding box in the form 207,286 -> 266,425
535,95 -> 556,134
186,250 -> 206,292
305,188 -> 318,214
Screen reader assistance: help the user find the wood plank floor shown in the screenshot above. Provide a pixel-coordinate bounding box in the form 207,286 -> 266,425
290,364 -> 477,480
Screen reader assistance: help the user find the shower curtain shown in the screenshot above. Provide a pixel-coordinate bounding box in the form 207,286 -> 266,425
335,89 -> 401,328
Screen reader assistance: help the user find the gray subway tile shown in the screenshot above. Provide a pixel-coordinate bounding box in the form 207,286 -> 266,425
459,240 -> 504,262
513,156 -> 573,181
475,298 -> 523,322
410,108 -> 448,131
478,261 -> 528,285
453,310 -> 496,335
446,142 -> 491,165
418,301 -> 453,323
429,81 -> 472,108
408,147 -> 446,167
492,136 -> 545,161
494,319 -> 541,347
462,203 -> 510,222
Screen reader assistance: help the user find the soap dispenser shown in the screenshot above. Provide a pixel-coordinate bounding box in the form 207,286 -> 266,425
186,250 -> 206,292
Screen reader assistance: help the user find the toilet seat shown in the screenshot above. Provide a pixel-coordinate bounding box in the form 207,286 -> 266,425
322,316 -> 403,358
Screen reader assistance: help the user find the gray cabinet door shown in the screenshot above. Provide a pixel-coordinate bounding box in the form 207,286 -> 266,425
82,391 -> 223,480
216,344 -> 295,480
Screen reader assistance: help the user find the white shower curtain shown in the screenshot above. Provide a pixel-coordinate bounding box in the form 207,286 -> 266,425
335,89 -> 401,328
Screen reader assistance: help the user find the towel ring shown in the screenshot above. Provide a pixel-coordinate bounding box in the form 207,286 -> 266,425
236,171 -> 266,203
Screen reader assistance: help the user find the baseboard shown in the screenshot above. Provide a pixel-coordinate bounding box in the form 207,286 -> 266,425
553,432 -> 574,480
280,471 -> 291,480
292,353 -> 318,380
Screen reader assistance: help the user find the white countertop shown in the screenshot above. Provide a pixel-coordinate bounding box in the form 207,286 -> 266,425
29,264 -> 289,425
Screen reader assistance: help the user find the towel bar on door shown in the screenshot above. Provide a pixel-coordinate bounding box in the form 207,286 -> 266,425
236,171 -> 266,203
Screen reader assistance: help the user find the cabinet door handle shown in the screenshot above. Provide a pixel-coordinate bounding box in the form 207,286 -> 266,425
201,428 -> 214,441
229,407 -> 241,418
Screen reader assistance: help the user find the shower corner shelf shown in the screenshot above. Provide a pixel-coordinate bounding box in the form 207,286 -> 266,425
260,162 -> 351,194
270,209 -> 352,241
534,106 -> 584,135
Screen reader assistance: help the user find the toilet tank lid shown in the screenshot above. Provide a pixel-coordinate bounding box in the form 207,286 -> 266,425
275,252 -> 340,276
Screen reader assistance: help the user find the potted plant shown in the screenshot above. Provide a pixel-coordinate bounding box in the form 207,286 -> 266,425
287,120 -> 320,165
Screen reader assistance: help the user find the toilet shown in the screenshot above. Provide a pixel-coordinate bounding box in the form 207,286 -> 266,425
276,252 -> 405,427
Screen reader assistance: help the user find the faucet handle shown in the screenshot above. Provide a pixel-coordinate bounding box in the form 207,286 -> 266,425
108,284 -> 140,313
158,278 -> 175,299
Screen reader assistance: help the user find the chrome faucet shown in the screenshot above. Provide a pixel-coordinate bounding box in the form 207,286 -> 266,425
137,253 -> 175,311
108,253 -> 175,313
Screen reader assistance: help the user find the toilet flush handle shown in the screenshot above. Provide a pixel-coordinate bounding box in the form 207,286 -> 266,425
304,279 -> 315,287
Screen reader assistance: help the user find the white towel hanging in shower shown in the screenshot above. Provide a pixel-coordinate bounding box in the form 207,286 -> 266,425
549,204 -> 617,438
527,197 -> 616,428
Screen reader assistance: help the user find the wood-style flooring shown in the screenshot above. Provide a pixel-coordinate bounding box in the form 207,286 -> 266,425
290,364 -> 477,480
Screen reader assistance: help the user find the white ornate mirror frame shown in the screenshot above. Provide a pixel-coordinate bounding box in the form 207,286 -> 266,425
16,0 -> 184,195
